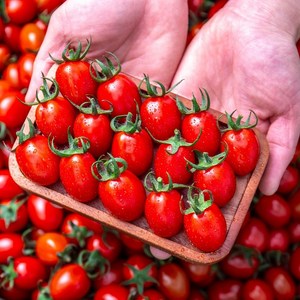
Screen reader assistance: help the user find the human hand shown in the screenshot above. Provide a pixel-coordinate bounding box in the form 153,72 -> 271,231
171,0 -> 300,195
25,0 -> 188,103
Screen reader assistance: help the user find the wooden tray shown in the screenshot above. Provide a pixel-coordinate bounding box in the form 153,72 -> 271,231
8,72 -> 269,264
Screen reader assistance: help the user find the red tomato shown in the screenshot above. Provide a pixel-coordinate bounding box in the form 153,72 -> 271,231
179,92 -> 221,156
0,79 -> 13,98
5,0 -> 38,25
289,188 -> 300,220
242,279 -> 274,300
192,152 -> 236,207
35,94 -> 77,145
0,44 -> 11,72
86,231 -> 122,263
264,266 -> 296,300
16,133 -> 61,186
35,0 -> 65,13
2,62 -> 21,89
94,283 -> 130,300
17,52 -> 36,89
119,232 -> 145,254
0,233 -> 24,264
289,246 -> 300,280
277,165 -> 299,194
153,130 -> 195,184
3,23 -> 21,53
35,232 -> 68,266
266,228 -> 290,252
139,75 -> 182,141
254,194 -> 291,228
2,256 -> 48,291
145,187 -> 183,238
157,263 -> 190,300
49,264 -> 91,300
220,111 -> 260,176
236,217 -> 269,253
123,254 -> 158,293
0,197 -> 28,233
207,279 -> 243,300
0,285 -> 30,300
0,169 -> 23,200
0,90 -> 29,129
288,220 -> 300,244
27,194 -> 64,231
19,23 -> 45,53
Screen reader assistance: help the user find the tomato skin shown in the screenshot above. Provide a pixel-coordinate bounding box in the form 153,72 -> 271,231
35,96 -> 77,145
221,128 -> 260,176
0,44 -> 11,72
242,279 -> 274,300
49,264 -> 91,300
73,113 -> 113,158
99,170 -> 146,222
3,23 -> 21,53
2,62 -> 21,89
289,188 -> 300,220
16,134 -> 61,186
0,285 -> 30,300
0,169 -> 23,200
17,52 -> 36,89
97,73 -> 142,118
19,23 -> 45,53
236,217 -> 269,253
254,194 -> 291,228
219,253 -> 260,279
35,232 -> 68,266
136,289 -> 166,300
184,203 -> 226,252
277,165 -> 299,194
56,61 -> 98,106
154,143 -> 195,185
27,194 -> 64,231
0,79 -> 13,98
193,160 -> 236,207
111,129 -> 153,176
13,256 -> 48,290
157,263 -> 190,300
59,153 -> 98,202
181,111 -> 221,156
208,279 -> 243,300
288,220 -> 300,244
94,283 -> 130,300
0,91 -> 29,129
86,232 -> 122,263
264,266 -> 296,300
0,233 -> 24,264
140,95 -> 182,141
145,189 -> 183,238
289,246 -> 300,280
5,0 -> 38,25
266,228 -> 290,252
0,198 -> 28,233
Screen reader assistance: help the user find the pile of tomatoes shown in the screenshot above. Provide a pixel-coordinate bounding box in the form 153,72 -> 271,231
0,0 -> 300,299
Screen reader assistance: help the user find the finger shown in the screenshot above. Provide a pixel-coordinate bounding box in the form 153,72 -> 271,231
149,246 -> 172,260
259,116 -> 300,195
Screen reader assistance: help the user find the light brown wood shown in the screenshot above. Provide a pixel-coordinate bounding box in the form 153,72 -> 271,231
8,73 -> 269,264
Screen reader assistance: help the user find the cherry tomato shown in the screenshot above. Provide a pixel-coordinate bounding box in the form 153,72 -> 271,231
94,283 -> 130,300
2,62 -> 21,90
241,279 -> 274,300
35,0 -> 65,14
157,262 -> 190,300
3,23 -> 21,53
0,285 -> 30,300
288,220 -> 300,244
277,165 -> 299,194
266,228 -> 290,252
289,187 -> 300,220
264,266 -> 296,300
27,194 -> 64,231
254,193 -> 291,228
5,0 -> 38,25
207,279 -> 243,300
0,44 -> 11,72
86,231 -> 122,263
119,232 -> 145,254
0,90 -> 29,129
19,23 -> 45,53
236,217 -> 269,253
0,233 -> 24,264
0,169 -> 23,200
35,232 -> 68,266
17,52 -> 36,89
49,263 -> 91,300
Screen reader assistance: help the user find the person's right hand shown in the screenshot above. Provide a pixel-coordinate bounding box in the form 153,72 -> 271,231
25,0 -> 188,103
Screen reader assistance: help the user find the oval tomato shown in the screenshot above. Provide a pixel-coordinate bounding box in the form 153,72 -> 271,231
5,0 -> 38,25
3,23 -> 21,53
0,169 -> 23,200
0,233 -> 24,264
207,279 -> 243,300
94,283 -> 130,300
17,52 -> 36,89
19,23 -> 45,53
277,165 -> 299,194
242,279 -> 274,300
2,62 -> 21,89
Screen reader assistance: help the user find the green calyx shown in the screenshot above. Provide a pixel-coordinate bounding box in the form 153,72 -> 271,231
184,187 -> 213,215
138,74 -> 183,98
221,110 -> 258,132
90,52 -> 121,83
16,118 -> 36,145
65,221 -> 93,248
150,128 -> 200,155
110,109 -> 142,134
176,88 -> 210,114
92,154 -> 127,182
49,38 -> 91,64
0,257 -> 17,290
49,129 -> 90,158
187,148 -> 227,172
70,96 -> 113,115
